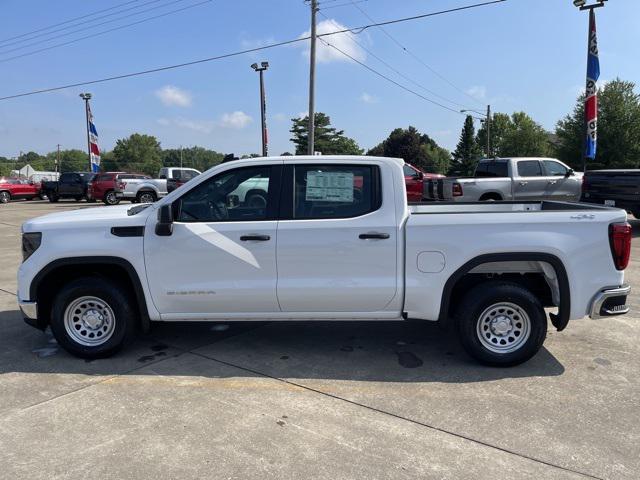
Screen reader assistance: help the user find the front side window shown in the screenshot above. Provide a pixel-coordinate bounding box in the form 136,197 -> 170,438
517,161 -> 543,177
293,165 -> 378,219
543,160 -> 568,176
177,166 -> 271,222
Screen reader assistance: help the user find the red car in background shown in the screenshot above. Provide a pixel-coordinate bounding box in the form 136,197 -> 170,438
403,163 -> 444,202
0,178 -> 42,204
88,172 -> 150,205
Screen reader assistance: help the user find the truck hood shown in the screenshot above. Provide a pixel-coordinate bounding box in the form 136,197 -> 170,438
22,204 -> 154,232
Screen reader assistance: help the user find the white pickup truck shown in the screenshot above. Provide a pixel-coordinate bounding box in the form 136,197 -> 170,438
18,156 -> 632,366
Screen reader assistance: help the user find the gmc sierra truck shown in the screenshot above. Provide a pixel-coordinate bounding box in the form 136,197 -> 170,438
425,157 -> 582,202
18,156 -> 631,366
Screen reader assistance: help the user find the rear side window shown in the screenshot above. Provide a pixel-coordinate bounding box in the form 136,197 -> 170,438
60,173 -> 75,182
476,162 -> 508,177
517,161 -> 543,177
403,165 -> 417,176
293,165 -> 379,219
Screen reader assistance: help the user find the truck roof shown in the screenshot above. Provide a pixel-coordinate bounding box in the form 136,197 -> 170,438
228,155 -> 405,166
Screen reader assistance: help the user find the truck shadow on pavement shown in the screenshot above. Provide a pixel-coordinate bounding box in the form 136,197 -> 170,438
0,308 -> 564,383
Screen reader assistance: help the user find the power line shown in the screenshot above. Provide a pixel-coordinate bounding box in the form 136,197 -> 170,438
317,11 -> 473,110
317,36 -> 464,115
0,0 -> 173,51
347,0 -> 493,107
0,0 -> 507,101
0,0 -> 213,64
0,0 -> 142,45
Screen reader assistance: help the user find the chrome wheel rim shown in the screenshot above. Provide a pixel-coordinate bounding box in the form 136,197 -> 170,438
139,193 -> 154,203
106,192 -> 117,204
63,296 -> 116,347
0,192 -> 9,203
476,302 -> 530,354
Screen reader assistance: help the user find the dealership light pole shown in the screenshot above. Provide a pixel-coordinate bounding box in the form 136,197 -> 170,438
79,93 -> 92,171
251,62 -> 269,157
461,105 -> 491,157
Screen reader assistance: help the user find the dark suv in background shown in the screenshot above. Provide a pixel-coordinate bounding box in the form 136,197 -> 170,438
42,172 -> 96,202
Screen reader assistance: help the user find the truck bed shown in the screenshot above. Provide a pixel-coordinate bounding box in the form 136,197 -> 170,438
409,200 -> 611,214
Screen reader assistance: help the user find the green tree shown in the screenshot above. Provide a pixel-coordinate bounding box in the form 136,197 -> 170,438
112,133 -> 162,175
290,113 -> 363,155
476,112 -> 512,157
366,126 -> 450,174
556,78 -> 640,169
501,112 -> 551,157
450,115 -> 482,175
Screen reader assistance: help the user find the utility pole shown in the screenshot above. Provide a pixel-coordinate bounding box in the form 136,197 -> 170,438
56,144 -> 60,174
79,93 -> 92,172
180,145 -> 183,168
307,0 -> 318,155
486,104 -> 491,157
251,62 -> 269,157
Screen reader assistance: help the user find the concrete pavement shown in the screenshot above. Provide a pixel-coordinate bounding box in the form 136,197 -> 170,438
0,200 -> 638,479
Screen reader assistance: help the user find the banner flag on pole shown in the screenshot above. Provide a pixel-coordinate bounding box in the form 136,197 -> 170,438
88,104 -> 101,173
585,8 -> 600,160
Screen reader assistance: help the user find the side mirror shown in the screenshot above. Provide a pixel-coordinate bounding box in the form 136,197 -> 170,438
155,203 -> 174,236
415,171 -> 424,180
227,194 -> 239,208
565,168 -> 575,177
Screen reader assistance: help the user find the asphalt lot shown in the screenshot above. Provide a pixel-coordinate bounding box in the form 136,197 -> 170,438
0,200 -> 638,480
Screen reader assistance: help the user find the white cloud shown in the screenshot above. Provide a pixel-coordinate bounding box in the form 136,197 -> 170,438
360,92 -> 377,104
155,85 -> 192,107
219,111 -> 252,129
465,85 -> 487,100
299,19 -> 366,63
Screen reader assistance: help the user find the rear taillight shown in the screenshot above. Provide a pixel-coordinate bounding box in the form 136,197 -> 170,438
609,222 -> 632,270
117,181 -> 126,190
452,182 -> 463,197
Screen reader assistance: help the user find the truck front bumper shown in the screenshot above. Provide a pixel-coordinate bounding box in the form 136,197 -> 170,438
589,285 -> 631,319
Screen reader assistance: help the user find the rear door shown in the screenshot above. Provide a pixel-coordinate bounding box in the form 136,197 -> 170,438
513,160 -> 547,200
403,164 -> 423,202
276,162 -> 398,313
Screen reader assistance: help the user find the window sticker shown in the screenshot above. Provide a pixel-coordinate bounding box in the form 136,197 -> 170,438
305,171 -> 354,202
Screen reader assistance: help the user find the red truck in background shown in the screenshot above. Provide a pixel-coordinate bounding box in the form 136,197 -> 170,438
88,172 -> 150,205
0,178 -> 42,204
403,163 -> 444,202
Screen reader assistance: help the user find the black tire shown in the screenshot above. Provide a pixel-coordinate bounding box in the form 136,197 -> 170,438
48,193 -> 59,203
103,190 -> 120,206
75,196 -> 84,202
136,191 -> 156,203
455,281 -> 547,367
479,193 -> 502,202
50,277 -> 137,359
631,210 -> 640,220
245,190 -> 267,209
0,191 -> 10,204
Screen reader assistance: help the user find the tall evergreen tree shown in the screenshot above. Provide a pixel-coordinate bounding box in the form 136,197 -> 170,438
450,116 -> 481,175
290,113 -> 363,155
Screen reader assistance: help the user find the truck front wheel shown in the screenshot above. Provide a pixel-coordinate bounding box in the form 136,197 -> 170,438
50,277 -> 137,359
455,281 -> 547,366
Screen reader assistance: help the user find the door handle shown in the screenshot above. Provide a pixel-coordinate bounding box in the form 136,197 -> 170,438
548,180 -> 557,185
359,233 -> 390,240
519,181 -> 528,186
240,234 -> 270,241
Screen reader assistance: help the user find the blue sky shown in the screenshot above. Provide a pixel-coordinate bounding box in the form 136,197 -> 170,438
0,0 -> 639,159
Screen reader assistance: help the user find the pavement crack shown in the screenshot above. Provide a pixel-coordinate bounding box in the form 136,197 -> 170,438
0,288 -> 17,297
190,350 -> 604,480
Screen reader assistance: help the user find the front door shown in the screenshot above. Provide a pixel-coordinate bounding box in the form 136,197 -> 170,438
513,160 -> 547,200
144,164 -> 281,317
542,160 -> 580,201
276,163 -> 398,313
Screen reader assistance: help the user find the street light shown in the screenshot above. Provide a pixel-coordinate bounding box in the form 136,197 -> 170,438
461,105 -> 492,158
79,93 -> 93,171
251,62 -> 269,157
573,0 -> 607,9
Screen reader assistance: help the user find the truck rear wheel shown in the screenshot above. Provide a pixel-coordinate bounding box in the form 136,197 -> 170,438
137,191 -> 156,203
455,281 -> 547,366
104,190 -> 120,205
48,193 -> 59,203
50,277 -> 137,359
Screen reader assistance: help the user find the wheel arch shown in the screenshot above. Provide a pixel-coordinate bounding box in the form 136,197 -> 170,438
30,256 -> 150,332
479,191 -> 503,201
438,252 -> 570,331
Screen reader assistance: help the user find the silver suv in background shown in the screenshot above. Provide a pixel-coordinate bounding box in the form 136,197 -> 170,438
425,157 -> 582,202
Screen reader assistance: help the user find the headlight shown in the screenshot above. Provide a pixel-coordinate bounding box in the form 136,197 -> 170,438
22,232 -> 42,261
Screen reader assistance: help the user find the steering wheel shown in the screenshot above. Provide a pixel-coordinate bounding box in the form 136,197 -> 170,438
209,198 -> 228,221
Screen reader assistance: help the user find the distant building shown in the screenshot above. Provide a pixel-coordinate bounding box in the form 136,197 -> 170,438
10,164 -> 59,182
